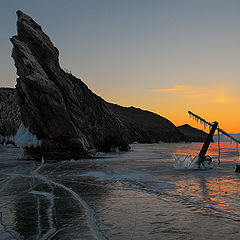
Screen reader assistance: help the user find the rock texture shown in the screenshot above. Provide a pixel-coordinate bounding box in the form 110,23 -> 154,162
0,88 -> 21,142
10,11 -> 129,160
177,124 -> 208,142
107,103 -> 184,143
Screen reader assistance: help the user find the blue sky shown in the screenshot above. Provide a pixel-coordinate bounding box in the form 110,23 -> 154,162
1,0 -> 240,131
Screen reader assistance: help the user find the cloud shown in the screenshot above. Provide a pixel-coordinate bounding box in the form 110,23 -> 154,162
150,84 -> 229,103
150,85 -> 192,92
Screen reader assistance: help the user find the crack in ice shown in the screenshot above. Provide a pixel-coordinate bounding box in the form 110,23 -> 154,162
3,159 -> 107,240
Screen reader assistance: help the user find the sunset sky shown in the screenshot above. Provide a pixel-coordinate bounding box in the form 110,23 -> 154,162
1,0 -> 240,133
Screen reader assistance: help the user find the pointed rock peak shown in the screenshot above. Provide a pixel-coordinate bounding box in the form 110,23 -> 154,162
14,10 -> 59,70
17,10 -> 31,19
16,10 -> 42,31
11,11 -> 130,160
17,10 -> 25,17
16,10 -> 27,18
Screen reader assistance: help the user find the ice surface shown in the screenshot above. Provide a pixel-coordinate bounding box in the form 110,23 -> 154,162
79,170 -> 154,181
1,143 -> 240,239
15,123 -> 41,148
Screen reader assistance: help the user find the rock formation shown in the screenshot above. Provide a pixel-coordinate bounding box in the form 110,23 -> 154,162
10,11 -> 129,160
107,103 -> 184,143
177,124 -> 208,142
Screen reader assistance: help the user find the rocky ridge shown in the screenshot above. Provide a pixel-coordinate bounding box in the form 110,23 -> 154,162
107,103 -> 184,143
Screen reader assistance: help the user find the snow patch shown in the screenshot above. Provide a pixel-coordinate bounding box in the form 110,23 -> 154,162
15,123 -> 41,148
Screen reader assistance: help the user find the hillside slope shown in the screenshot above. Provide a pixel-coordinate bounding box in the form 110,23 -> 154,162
177,124 -> 208,142
107,103 -> 184,143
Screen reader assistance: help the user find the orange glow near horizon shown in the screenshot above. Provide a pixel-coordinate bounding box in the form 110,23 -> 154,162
96,81 -> 240,134
173,142 -> 238,157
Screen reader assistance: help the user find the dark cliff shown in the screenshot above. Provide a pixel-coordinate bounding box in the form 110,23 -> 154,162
10,11 -> 129,160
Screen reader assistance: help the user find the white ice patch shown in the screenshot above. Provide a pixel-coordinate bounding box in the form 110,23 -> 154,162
172,153 -> 211,170
15,123 -> 41,148
110,147 -> 119,152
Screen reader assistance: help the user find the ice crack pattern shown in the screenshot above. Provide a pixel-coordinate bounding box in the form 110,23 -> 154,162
0,148 -> 106,240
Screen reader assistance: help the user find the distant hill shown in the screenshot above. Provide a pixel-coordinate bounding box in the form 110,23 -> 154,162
107,103 -> 184,143
177,124 -> 208,142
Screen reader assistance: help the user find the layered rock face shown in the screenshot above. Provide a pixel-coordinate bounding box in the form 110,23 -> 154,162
107,103 -> 184,143
0,88 -> 21,142
10,11 -> 129,160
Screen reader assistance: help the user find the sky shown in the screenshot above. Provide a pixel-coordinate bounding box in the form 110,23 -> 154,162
1,0 -> 240,133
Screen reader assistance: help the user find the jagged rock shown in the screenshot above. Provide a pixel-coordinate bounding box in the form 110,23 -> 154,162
10,11 -> 129,160
0,88 -> 21,143
107,103 -> 184,143
177,124 -> 208,142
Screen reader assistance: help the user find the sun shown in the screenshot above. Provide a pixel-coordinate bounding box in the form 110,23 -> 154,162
216,96 -> 227,103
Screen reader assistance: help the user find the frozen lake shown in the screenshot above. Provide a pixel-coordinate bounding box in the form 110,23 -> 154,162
1,143 -> 240,239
